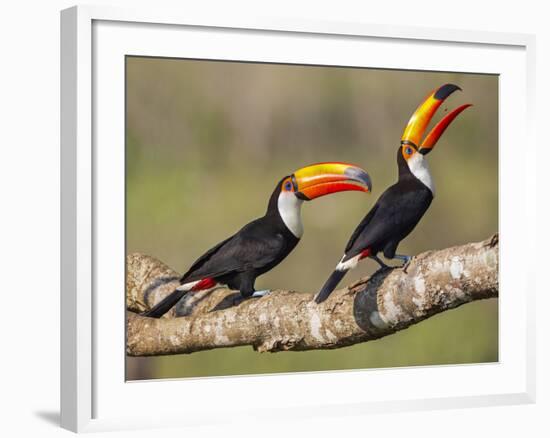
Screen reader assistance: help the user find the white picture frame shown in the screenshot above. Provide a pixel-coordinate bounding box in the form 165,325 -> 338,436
60,4 -> 536,433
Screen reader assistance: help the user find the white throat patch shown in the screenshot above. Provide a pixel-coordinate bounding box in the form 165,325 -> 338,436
408,153 -> 435,195
277,191 -> 304,238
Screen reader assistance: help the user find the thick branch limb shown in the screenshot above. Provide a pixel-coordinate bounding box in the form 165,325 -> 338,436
127,234 -> 498,356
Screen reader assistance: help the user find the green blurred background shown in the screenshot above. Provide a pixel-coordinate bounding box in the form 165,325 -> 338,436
125,56 -> 498,380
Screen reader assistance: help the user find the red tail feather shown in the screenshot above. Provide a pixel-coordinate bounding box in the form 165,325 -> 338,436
190,277 -> 217,291
359,248 -> 371,260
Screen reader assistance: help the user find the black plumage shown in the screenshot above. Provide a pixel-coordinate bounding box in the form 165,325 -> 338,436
142,179 -> 299,318
138,160 -> 373,317
315,82 -> 471,304
315,149 -> 432,304
342,148 -> 433,262
180,201 -> 300,295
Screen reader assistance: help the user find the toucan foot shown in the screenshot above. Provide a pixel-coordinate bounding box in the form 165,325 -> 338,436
393,254 -> 412,273
251,289 -> 271,298
232,290 -> 271,305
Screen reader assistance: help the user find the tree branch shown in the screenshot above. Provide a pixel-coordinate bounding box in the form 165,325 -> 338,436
126,234 -> 498,356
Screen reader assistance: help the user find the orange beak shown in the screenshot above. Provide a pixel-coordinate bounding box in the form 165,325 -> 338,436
293,162 -> 372,201
401,83 -> 472,155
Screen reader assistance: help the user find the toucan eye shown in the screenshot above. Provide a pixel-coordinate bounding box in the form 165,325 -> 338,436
284,181 -> 293,191
405,147 -> 413,155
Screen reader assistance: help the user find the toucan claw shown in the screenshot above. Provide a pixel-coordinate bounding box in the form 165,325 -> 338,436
395,256 -> 412,273
251,289 -> 272,298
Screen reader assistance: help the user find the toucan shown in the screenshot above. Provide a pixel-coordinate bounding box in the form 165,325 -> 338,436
314,83 -> 472,304
142,162 -> 372,318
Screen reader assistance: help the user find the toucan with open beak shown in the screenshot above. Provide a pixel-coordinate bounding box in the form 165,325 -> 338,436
314,83 -> 472,304
142,162 -> 372,318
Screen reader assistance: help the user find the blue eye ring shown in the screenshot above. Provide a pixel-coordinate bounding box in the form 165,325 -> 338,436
284,181 -> 293,191
405,147 -> 413,155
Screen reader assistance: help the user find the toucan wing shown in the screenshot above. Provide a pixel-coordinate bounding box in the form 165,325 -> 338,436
179,235 -> 234,282
344,203 -> 379,254
343,187 -> 431,261
180,222 -> 286,283
315,202 -> 380,304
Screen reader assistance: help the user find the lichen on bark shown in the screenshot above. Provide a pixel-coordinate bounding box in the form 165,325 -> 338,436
126,234 -> 498,356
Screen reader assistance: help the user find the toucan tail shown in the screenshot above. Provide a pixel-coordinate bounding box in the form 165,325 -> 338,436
141,288 -> 188,318
314,269 -> 348,304
141,277 -> 217,318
